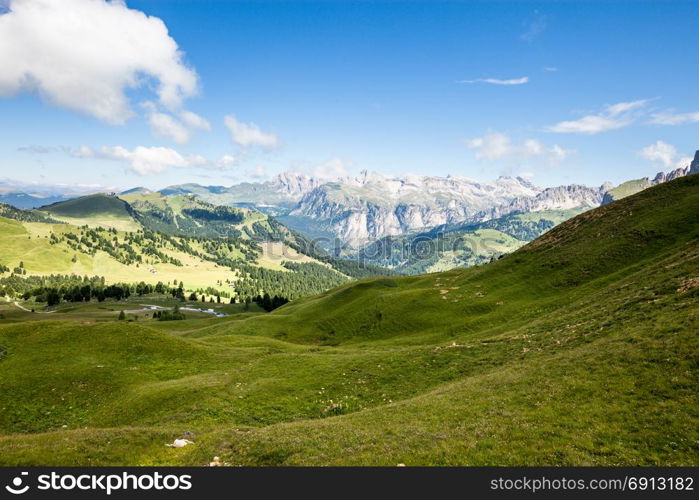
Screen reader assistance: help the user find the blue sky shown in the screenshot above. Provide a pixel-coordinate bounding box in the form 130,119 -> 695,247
0,0 -> 697,192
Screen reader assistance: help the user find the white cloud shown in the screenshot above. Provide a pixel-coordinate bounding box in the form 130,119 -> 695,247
146,111 -> 191,145
521,11 -> 547,42
179,110 -> 211,131
640,141 -> 676,168
0,0 -> 198,124
650,110 -> 699,126
142,102 -> 211,144
464,132 -> 572,163
74,145 -> 208,175
548,99 -> 648,134
212,154 -> 236,169
549,144 -> 570,162
70,145 -> 95,158
245,165 -> 267,179
314,157 -> 350,179
549,115 -> 623,134
460,77 -> 529,86
606,100 -> 646,115
224,115 -> 279,149
639,141 -> 691,170
543,67 -> 558,72
465,132 -> 512,160
17,145 -> 57,154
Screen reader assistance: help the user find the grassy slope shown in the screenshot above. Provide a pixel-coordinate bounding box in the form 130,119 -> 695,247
40,194 -> 132,218
40,194 -> 141,231
122,192 -> 277,240
0,217 -> 234,290
0,202 -> 62,224
353,209 -> 586,274
0,196 -> 346,291
604,179 -> 652,203
0,176 -> 697,465
56,192 -> 344,273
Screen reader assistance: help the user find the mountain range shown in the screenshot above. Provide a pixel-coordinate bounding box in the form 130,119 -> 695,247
155,151 -> 699,250
3,150 -> 698,259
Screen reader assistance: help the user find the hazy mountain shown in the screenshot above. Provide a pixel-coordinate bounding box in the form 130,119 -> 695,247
0,191 -> 71,209
119,186 -> 154,195
0,180 -> 105,209
286,172 -> 606,247
476,184 -> 609,221
6,150 -> 697,253
159,173 -> 322,215
154,170 -> 648,249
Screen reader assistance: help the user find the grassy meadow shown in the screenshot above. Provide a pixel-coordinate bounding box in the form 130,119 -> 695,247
0,175 -> 696,466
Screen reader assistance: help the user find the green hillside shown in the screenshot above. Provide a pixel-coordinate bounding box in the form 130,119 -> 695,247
0,193 -> 398,302
0,175 -> 696,466
122,192 -> 250,238
357,209 -> 585,274
41,194 -> 133,218
0,202 -> 63,224
0,218 -> 349,301
601,178 -> 652,205
40,194 -> 140,231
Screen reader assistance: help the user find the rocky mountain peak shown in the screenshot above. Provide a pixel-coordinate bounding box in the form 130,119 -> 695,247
270,172 -> 322,196
690,150 -> 699,175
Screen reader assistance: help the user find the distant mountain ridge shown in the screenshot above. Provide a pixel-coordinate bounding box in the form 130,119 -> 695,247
158,173 -> 321,215
29,192 -> 400,281
0,191 -> 71,209
4,149 -> 698,251
160,172 -> 609,247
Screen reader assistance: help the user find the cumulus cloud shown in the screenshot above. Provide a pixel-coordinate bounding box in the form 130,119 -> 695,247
179,110 -> 211,131
141,102 -> 211,145
640,141 -> 676,168
459,77 -> 529,86
69,144 -> 235,174
640,141 -> 691,170
212,154 -> 236,169
224,115 -> 279,149
464,132 -> 572,163
71,145 -> 214,175
314,158 -> 351,179
650,110 -> 699,126
465,132 -> 512,160
146,111 -> 191,145
0,0 -> 198,124
245,165 -> 267,179
548,144 -> 570,162
69,145 -> 95,158
548,99 -> 648,134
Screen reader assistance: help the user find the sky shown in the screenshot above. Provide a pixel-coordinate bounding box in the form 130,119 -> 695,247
0,0 -> 698,193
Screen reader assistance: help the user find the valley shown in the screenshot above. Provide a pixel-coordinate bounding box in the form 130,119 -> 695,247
0,173 -> 696,466
0,192 -> 396,305
1,0 -> 696,474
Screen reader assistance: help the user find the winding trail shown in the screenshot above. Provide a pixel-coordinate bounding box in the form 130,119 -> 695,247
4,297 -> 56,314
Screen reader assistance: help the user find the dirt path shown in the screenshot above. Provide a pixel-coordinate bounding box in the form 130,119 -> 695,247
5,298 -> 56,314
